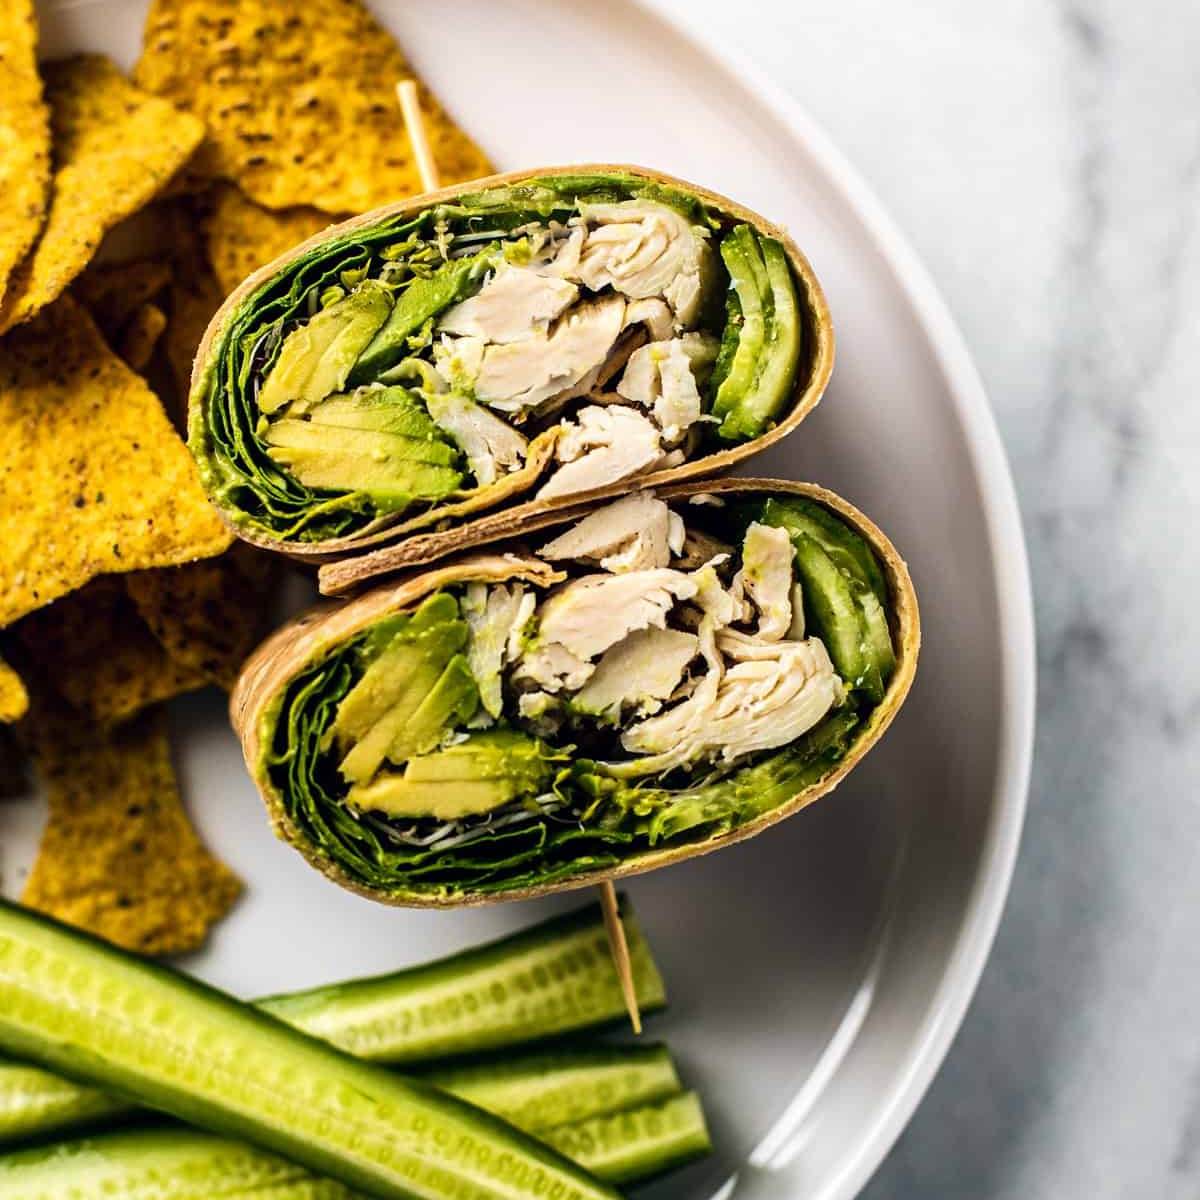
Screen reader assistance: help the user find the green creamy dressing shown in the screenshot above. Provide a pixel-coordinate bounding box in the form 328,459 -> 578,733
263,497 -> 894,899
191,172 -> 806,544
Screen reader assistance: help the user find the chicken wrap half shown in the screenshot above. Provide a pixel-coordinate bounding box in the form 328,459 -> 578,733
232,479 -> 918,905
189,167 -> 834,560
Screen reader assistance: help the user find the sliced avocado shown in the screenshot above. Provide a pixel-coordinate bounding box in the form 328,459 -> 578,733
307,387 -> 445,437
333,593 -> 462,739
267,443 -> 462,504
346,730 -> 558,819
759,496 -> 888,603
385,655 -> 479,766
349,251 -> 496,385
265,420 -> 459,467
258,280 -> 393,417
710,228 -> 802,441
334,595 -> 468,783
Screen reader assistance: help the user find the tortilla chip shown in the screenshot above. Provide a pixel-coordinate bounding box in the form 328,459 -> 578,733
0,55 -> 204,333
0,296 -> 232,628
149,201 -> 222,409
165,259 -> 225,408
17,577 -> 207,725
72,258 -> 172,343
0,0 -> 50,304
22,705 -> 241,955
0,725 -> 29,799
126,545 -> 275,691
203,183 -> 337,296
116,301 -> 168,372
0,656 -> 28,724
133,0 -> 491,213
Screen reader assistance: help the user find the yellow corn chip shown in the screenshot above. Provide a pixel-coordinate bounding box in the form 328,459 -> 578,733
17,576 -> 207,726
133,0 -> 491,213
22,705 -> 241,955
0,656 -> 28,724
203,183 -> 337,296
0,0 -> 50,304
0,296 -> 232,628
72,257 -> 172,344
0,55 -> 204,333
152,200 -> 224,409
164,261 -> 225,409
116,301 -> 168,372
126,545 -> 275,691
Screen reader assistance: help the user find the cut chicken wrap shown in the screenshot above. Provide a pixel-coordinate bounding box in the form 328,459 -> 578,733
232,479 -> 918,905
189,167 -> 834,560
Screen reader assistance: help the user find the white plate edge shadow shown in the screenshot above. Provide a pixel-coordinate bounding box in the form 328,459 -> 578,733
629,3 -> 1037,1195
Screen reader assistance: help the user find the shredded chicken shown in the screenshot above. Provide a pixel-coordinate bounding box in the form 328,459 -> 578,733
615,629 -> 843,775
571,200 -> 712,326
539,492 -> 685,573
690,558 -> 753,628
572,627 -> 699,722
472,295 -> 627,414
537,405 -> 662,501
462,583 -> 535,719
737,523 -> 796,641
618,333 -> 719,444
516,568 -> 697,693
425,392 -> 527,486
438,264 -> 579,344
624,297 -> 674,342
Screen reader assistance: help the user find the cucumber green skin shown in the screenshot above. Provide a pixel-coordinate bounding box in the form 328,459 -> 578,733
711,227 -> 802,441
423,1043 -> 681,1134
760,496 -> 896,703
540,1093 -> 711,1187
0,1043 -> 678,1150
0,1090 -> 711,1198
759,496 -> 887,602
710,227 -> 766,433
0,1126 -> 349,1200
0,1057 -> 126,1144
791,534 -> 871,691
0,900 -> 619,1200
0,903 -> 667,1149
259,901 -> 666,1064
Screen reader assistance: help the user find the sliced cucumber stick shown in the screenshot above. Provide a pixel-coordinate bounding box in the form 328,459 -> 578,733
792,533 -> 870,689
0,900 -> 618,1200
0,903 -> 668,1149
0,1057 -> 126,1145
541,1092 -> 712,1187
425,1043 -> 682,1134
0,1088 -> 712,1198
0,1126 -> 355,1200
260,900 -> 667,1064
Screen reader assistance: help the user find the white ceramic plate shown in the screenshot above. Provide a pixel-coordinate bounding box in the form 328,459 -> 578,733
7,2 -> 1035,1196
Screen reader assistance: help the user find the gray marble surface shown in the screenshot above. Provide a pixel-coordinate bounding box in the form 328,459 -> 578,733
656,0 -> 1200,1195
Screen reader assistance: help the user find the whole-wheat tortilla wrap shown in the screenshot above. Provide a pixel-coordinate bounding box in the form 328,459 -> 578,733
189,166 -> 834,563
232,479 -> 918,906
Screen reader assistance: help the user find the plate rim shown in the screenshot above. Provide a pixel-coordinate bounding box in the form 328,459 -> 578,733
632,1 -> 1037,1194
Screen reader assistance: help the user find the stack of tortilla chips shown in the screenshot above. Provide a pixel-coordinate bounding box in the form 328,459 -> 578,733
0,0 -> 491,955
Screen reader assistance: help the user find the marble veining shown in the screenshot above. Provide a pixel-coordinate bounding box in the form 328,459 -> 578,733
659,0 -> 1200,1195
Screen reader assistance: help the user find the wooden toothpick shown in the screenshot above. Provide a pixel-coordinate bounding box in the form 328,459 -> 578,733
397,80 -> 442,193
598,881 -> 642,1034
395,77 -> 642,1035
